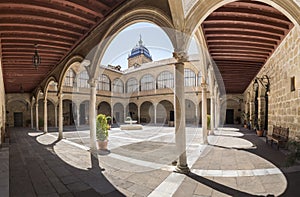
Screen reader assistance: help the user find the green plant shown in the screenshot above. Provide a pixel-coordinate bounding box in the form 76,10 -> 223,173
96,114 -> 110,141
241,111 -> 250,124
207,114 -> 211,129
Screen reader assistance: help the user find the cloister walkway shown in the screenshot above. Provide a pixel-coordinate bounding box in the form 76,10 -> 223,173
2,126 -> 300,196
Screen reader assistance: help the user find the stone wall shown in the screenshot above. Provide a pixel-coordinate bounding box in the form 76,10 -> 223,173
244,25 -> 300,138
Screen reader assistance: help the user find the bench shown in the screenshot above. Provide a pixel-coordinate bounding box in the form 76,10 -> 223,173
266,125 -> 289,150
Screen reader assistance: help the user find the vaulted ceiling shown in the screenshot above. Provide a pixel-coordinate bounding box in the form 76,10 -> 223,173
1,0 -> 126,93
202,0 -> 294,93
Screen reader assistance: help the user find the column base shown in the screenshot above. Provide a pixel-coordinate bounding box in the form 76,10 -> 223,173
58,135 -> 63,140
175,164 -> 190,174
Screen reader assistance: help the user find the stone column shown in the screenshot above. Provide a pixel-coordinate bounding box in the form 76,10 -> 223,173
124,105 -> 127,123
154,103 -> 157,125
54,104 -> 58,128
43,98 -> 48,133
174,58 -> 189,174
249,101 -> 254,129
35,102 -> 39,130
210,95 -> 215,135
195,104 -> 199,126
89,80 -> 97,151
111,106 -> 114,124
201,83 -> 208,144
58,93 -> 63,140
76,105 -> 80,126
138,105 -> 141,123
30,104 -> 34,129
214,87 -> 218,130
216,92 -> 220,128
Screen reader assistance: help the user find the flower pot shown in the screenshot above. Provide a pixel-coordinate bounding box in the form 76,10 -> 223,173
256,130 -> 264,137
97,140 -> 108,150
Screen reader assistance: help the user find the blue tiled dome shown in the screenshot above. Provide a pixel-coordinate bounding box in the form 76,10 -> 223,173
128,36 -> 152,60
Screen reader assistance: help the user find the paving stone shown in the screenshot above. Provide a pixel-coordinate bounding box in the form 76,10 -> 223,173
66,181 -> 91,193
127,183 -> 152,196
194,182 -> 213,196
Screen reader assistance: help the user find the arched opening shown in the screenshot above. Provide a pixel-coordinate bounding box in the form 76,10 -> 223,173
185,99 -> 196,125
97,101 -> 111,116
125,103 -> 138,120
199,99 -> 211,125
113,103 -> 124,125
79,100 -> 89,125
140,101 -> 155,124
101,22 -> 173,70
63,99 -> 76,126
157,100 -> 174,125
47,100 -> 55,127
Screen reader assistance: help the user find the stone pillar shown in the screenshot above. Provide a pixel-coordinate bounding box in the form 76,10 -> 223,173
195,104 -> 199,126
43,98 -> 48,133
111,106 -> 114,124
58,93 -> 63,140
30,104 -> 34,129
138,105 -> 141,123
174,60 -> 189,174
258,97 -> 266,129
89,80 -> 97,151
154,103 -> 157,125
76,105 -> 80,126
249,101 -> 254,129
124,105 -> 127,123
35,102 -> 39,130
218,92 -> 221,127
210,95 -> 215,135
214,87 -> 218,130
54,104 -> 58,128
201,83 -> 208,144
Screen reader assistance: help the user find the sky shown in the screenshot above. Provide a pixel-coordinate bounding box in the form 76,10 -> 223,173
101,22 -> 199,70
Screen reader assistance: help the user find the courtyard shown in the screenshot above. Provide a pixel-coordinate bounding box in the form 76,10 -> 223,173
3,125 -> 300,196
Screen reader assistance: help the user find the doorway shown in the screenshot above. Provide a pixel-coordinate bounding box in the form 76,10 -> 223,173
14,112 -> 23,127
226,109 -> 234,124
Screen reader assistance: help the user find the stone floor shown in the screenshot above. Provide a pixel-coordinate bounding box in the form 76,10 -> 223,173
2,125 -> 300,196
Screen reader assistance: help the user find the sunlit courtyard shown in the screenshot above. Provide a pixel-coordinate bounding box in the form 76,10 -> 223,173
10,125 -> 296,196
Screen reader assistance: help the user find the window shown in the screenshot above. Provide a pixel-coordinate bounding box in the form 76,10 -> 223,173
157,71 -> 174,89
97,74 -> 110,91
126,78 -> 138,93
197,72 -> 202,86
141,74 -> 155,91
63,69 -> 75,87
291,76 -> 295,92
112,78 -> 124,93
77,70 -> 89,88
184,68 -> 196,87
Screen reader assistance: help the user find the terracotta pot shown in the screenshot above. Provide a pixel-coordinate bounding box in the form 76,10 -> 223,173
256,130 -> 264,137
97,140 -> 108,150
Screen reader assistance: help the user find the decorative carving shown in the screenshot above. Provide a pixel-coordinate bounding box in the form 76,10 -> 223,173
173,51 -> 188,63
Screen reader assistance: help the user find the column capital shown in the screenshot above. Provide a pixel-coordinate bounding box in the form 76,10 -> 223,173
173,51 -> 187,63
58,92 -> 64,99
201,82 -> 208,89
88,78 -> 97,87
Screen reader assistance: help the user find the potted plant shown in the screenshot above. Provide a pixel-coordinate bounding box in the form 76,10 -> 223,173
241,112 -> 250,128
256,119 -> 264,137
96,114 -> 110,150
